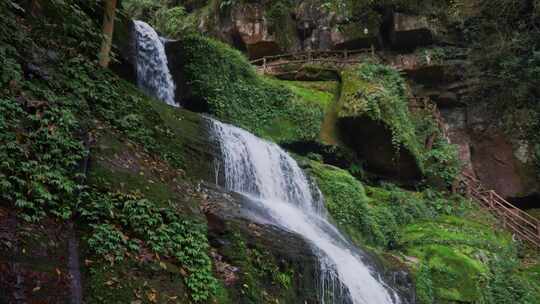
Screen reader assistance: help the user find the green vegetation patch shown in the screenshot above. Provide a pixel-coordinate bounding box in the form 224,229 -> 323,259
0,2 -> 219,301
338,63 -> 460,185
81,191 -> 217,302
173,34 -> 326,143
307,160 -> 537,303
218,231 -> 299,304
269,79 -> 338,110
339,64 -> 419,156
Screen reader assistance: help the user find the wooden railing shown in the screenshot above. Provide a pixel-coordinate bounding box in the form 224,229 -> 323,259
250,48 -> 376,74
461,172 -> 540,248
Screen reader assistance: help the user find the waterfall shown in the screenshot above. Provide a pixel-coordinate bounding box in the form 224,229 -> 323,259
133,20 -> 177,106
211,119 -> 401,304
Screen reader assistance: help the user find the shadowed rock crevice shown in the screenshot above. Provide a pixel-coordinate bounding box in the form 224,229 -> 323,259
338,116 -> 422,183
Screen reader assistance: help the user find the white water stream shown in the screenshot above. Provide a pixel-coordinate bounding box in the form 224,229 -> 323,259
211,119 -> 401,304
132,20 -> 402,304
133,20 -> 177,106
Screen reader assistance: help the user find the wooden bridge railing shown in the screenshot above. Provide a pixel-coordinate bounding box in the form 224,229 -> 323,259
250,48 -> 376,74
461,172 -> 540,248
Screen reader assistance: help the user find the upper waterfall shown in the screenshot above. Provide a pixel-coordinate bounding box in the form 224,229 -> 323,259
133,20 -> 177,106
211,119 -> 401,304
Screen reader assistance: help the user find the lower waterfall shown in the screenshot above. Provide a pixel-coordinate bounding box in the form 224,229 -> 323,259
211,119 -> 401,304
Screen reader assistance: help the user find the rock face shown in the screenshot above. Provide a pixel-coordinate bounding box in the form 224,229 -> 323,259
199,2 -> 288,59
396,49 -> 540,201
390,13 -> 433,50
338,116 -> 422,182
199,0 -> 382,59
201,183 -> 321,303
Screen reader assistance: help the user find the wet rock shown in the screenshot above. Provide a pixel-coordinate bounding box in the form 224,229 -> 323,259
200,183 -> 321,303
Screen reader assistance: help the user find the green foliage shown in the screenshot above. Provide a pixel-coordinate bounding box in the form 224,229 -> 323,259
153,6 -> 197,38
340,64 -> 419,157
176,34 -> 325,142
310,160 -> 536,303
340,63 -> 461,186
0,3 -> 219,301
124,0 -> 196,38
220,231 -> 298,303
482,250 -> 537,304
0,96 -> 86,222
401,216 -> 539,304
81,191 -> 217,301
308,161 -> 470,248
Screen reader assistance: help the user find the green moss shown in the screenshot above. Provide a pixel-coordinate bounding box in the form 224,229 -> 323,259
339,64 -> 422,159
306,159 -> 537,303
399,217 -> 511,302
268,79 -> 337,109
88,162 -> 175,208
174,34 -> 325,143
338,63 -> 461,185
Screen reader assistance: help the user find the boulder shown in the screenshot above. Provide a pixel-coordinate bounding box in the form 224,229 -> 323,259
336,67 -> 423,183
439,100 -> 540,202
231,4 -> 283,59
390,13 -> 433,50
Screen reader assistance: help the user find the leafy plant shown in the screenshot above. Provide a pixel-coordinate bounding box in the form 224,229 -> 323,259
81,191 -> 218,301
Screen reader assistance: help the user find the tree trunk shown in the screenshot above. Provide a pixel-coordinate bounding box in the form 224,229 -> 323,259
98,0 -> 118,68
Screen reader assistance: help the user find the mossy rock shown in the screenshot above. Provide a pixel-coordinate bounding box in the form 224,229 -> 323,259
399,216 -> 513,303
165,35 -> 329,144
337,65 -> 423,182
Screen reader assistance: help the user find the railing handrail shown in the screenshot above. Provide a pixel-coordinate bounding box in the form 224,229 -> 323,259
461,172 -> 540,248
250,48 -> 373,65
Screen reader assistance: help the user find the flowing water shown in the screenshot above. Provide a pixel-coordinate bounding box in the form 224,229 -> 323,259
133,20 -> 177,106
211,119 -> 401,304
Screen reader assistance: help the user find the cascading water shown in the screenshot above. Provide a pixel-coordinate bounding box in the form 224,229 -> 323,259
211,119 -> 401,304
133,20 -> 177,106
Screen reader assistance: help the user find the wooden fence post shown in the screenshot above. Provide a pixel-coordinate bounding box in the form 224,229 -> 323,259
263,57 -> 267,74
344,50 -> 348,61
488,191 -> 494,210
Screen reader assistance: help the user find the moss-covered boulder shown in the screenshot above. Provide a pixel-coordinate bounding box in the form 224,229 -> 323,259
336,64 -> 423,182
165,35 -> 329,144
